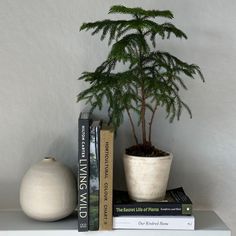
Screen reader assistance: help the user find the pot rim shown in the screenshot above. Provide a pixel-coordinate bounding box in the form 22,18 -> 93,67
124,152 -> 173,160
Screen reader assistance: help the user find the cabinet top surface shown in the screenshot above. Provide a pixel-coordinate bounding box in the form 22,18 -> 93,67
0,210 -> 230,232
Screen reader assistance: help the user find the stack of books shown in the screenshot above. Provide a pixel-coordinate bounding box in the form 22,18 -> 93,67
113,187 -> 194,230
78,111 -> 114,231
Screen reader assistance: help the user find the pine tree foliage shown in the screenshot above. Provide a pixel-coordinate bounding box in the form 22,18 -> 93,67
78,5 -> 204,146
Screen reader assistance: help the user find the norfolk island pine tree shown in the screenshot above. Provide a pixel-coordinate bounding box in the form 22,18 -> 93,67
78,5 -> 204,157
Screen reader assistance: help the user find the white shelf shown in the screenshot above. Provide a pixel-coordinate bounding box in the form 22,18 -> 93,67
0,210 -> 230,236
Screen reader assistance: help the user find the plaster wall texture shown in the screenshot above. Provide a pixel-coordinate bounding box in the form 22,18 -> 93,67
0,0 -> 235,234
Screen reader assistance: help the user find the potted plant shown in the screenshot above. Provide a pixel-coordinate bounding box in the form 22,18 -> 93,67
78,5 -> 204,201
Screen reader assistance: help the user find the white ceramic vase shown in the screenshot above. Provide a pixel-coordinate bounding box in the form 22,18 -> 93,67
20,157 -> 77,221
123,153 -> 173,202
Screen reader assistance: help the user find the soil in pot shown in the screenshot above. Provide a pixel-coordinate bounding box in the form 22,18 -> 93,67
126,144 -> 168,157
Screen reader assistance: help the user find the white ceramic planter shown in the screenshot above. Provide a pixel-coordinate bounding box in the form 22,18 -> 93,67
123,153 -> 173,202
20,157 -> 77,221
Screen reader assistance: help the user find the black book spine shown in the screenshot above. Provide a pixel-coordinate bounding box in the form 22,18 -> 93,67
113,203 -> 192,216
78,118 -> 90,231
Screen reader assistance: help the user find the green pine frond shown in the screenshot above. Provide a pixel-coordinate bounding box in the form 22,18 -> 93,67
143,20 -> 187,42
108,33 -> 149,63
109,5 -> 174,19
78,4 -> 205,143
161,23 -> 187,39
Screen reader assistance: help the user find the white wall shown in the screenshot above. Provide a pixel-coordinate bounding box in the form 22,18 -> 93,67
0,0 -> 235,234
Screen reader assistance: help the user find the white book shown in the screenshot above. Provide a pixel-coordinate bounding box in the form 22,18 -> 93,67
113,215 -> 195,230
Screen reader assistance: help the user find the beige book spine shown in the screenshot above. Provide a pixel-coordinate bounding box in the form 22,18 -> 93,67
99,127 -> 114,230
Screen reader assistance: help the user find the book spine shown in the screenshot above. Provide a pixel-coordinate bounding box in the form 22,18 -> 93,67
113,203 -> 192,216
99,128 -> 114,230
78,118 -> 90,231
113,216 -> 195,230
89,124 -> 100,231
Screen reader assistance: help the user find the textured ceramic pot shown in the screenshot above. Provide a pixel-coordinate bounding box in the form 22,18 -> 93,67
123,153 -> 173,202
20,157 -> 77,221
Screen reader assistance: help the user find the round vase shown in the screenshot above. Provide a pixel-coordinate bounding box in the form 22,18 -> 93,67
123,153 -> 173,202
20,157 -> 77,221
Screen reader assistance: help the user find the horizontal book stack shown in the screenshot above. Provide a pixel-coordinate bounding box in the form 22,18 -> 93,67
113,187 -> 194,230
78,111 -> 114,231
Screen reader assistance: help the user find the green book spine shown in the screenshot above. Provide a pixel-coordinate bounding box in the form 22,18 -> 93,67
89,121 -> 101,230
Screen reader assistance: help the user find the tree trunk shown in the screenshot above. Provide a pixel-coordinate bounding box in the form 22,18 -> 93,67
141,86 -> 147,145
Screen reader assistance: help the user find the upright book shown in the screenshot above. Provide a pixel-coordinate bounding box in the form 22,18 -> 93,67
78,110 -> 91,232
99,125 -> 114,230
89,120 -> 101,231
113,187 -> 192,217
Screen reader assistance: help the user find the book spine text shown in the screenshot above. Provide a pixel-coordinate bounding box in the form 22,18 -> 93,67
78,118 -> 90,231
113,216 -> 195,230
113,204 -> 192,216
99,127 -> 114,230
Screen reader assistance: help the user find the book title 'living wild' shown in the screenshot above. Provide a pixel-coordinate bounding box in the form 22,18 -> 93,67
79,124 -> 88,219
